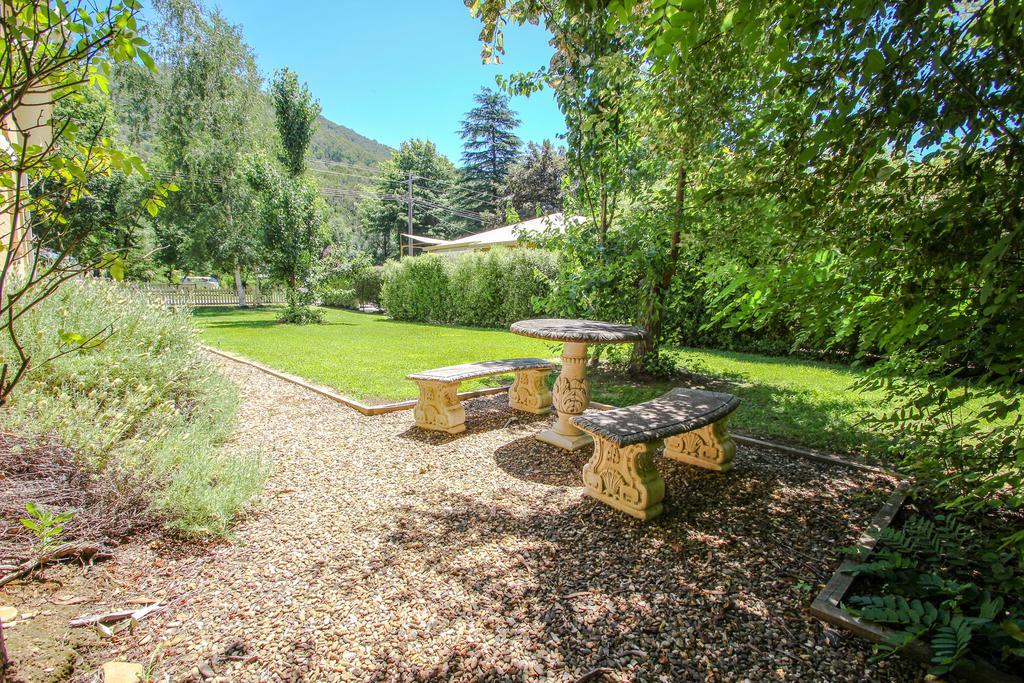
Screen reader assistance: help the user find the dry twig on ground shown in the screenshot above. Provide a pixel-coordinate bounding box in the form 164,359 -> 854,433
0,432 -> 154,565
0,543 -> 108,587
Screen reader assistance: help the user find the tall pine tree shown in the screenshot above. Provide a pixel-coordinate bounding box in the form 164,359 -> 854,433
458,87 -> 522,219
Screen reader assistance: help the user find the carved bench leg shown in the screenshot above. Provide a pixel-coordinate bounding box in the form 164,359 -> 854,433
509,368 -> 552,415
582,437 -> 665,520
663,418 -> 736,472
412,380 -> 466,434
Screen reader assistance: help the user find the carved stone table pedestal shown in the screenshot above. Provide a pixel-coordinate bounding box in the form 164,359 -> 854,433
539,341 -> 592,450
511,318 -> 646,451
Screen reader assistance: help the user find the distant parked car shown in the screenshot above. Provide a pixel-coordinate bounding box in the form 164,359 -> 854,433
180,276 -> 220,289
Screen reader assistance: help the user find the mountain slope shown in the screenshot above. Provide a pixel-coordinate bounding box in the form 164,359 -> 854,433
310,115 -> 393,168
309,115 -> 394,239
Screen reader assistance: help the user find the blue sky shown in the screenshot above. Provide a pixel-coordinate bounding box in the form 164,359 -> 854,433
199,0 -> 567,162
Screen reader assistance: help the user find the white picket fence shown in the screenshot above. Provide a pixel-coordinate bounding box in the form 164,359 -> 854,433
132,283 -> 288,308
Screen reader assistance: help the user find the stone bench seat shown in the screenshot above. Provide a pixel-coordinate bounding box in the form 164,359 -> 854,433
408,358 -> 554,434
570,388 -> 741,520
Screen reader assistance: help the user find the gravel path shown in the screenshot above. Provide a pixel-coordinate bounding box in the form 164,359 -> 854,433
97,358 -> 922,682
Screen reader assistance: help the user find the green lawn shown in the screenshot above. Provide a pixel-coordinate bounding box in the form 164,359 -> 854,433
195,306 -> 898,459
587,349 -> 891,458
195,307 -> 559,403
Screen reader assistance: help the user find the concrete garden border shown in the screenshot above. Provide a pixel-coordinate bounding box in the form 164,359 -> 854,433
202,346 -> 511,416
208,347 -> 895,473
809,482 -> 1022,683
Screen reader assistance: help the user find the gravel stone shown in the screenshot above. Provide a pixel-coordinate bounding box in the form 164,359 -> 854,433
94,357 -> 923,682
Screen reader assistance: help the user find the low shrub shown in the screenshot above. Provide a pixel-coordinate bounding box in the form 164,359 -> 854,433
278,304 -> 324,324
321,287 -> 356,309
0,278 -> 267,536
380,249 -> 557,327
353,266 -> 383,307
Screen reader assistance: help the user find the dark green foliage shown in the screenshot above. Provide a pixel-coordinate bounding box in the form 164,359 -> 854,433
499,140 -> 567,221
458,87 -> 522,215
846,514 -> 1024,676
151,0 -> 270,283
536,206 -> 800,360
380,250 -> 556,328
40,88 -> 162,280
352,266 -> 383,307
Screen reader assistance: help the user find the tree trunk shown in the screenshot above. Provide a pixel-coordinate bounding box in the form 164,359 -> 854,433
234,260 -> 247,308
630,164 -> 686,374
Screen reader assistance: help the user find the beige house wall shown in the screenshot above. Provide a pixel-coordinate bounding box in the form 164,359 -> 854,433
2,89 -> 53,280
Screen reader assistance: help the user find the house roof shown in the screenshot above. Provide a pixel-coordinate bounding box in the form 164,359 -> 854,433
416,213 -> 585,253
400,233 -> 449,245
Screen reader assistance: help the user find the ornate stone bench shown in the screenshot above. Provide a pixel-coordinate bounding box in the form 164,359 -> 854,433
407,358 -> 554,434
570,388 -> 741,520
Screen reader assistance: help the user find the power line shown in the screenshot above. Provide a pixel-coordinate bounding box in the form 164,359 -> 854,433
415,196 -> 485,216
412,204 -> 490,234
311,159 -> 502,204
413,201 -> 479,223
413,201 -> 484,221
412,174 -> 501,201
150,169 -> 482,218
321,189 -> 405,202
413,198 -> 486,221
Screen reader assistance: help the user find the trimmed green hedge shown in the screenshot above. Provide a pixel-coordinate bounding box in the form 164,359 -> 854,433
381,249 -> 557,327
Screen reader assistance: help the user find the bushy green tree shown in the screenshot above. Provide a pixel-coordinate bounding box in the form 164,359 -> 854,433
499,140 -> 567,219
357,139 -> 463,263
475,0 -> 749,371
152,0 -> 271,302
245,156 -> 325,318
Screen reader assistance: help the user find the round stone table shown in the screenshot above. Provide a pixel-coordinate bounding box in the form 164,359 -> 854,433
511,318 -> 645,450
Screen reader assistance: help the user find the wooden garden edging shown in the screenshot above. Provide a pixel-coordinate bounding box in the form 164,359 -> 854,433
809,482 -> 1022,683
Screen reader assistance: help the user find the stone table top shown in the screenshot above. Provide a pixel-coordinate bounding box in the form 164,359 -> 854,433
510,318 -> 646,344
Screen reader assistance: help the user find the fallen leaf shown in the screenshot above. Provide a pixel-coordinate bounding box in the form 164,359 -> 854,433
53,595 -> 90,605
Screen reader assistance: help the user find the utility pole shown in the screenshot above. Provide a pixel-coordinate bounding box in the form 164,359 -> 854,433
406,171 -> 414,258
